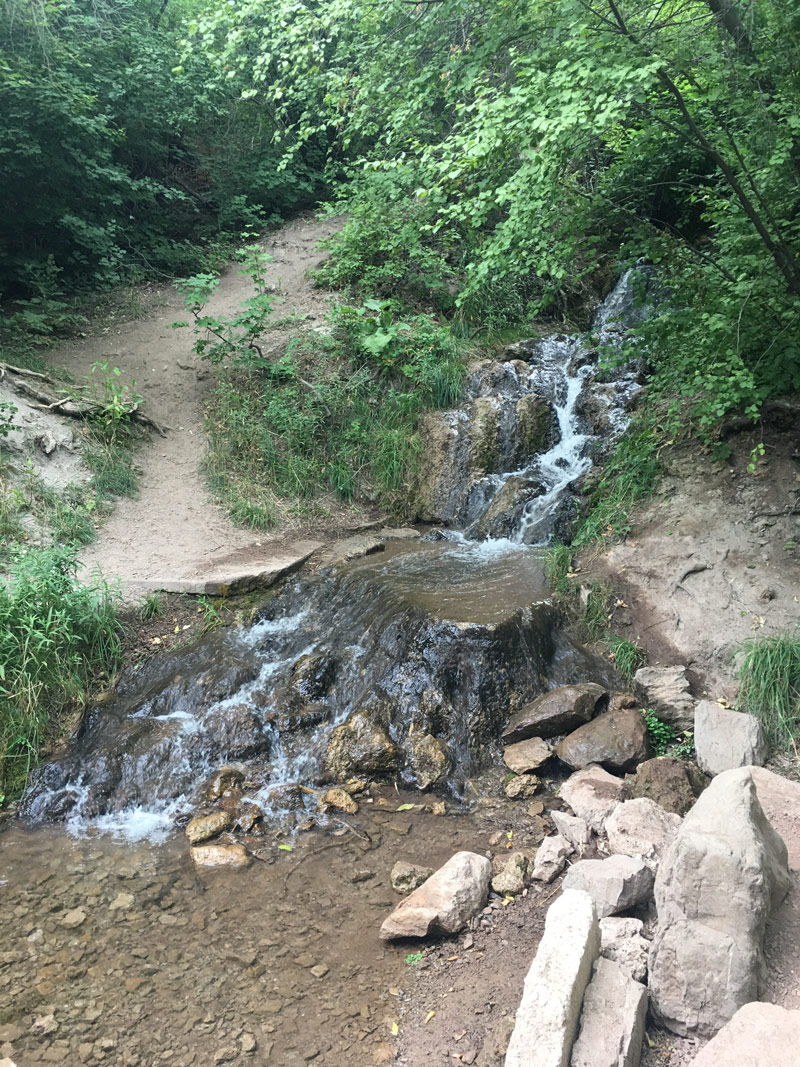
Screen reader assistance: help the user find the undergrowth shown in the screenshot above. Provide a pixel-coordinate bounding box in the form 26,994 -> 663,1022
179,250 -> 469,522
738,633 -> 800,754
0,547 -> 122,805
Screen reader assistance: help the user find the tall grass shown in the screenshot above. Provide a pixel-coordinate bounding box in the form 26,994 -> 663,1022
0,547 -> 122,803
738,633 -> 800,753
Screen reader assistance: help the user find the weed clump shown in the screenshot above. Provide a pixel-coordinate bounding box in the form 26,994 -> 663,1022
738,633 -> 800,753
0,547 -> 122,804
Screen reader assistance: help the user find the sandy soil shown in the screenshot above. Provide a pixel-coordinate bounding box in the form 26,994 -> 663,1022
42,215 -> 342,598
585,409 -> 800,693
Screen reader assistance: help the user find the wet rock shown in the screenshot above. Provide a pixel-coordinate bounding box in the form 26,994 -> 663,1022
550,811 -> 592,855
556,708 -> 649,773
391,861 -> 434,894
514,393 -> 557,464
380,851 -> 492,940
633,666 -> 694,730
503,737 -> 552,774
233,801 -> 263,833
185,811 -> 233,844
504,773 -> 540,799
207,766 -> 245,801
60,908 -> 87,928
503,683 -> 607,743
505,889 -> 600,1067
570,957 -> 647,1067
649,768 -> 791,1037
694,701 -> 767,776
627,756 -> 702,816
109,892 -> 134,911
686,1002 -> 800,1067
560,764 -> 628,832
531,834 -> 574,883
286,652 -> 338,703
276,702 -> 330,733
600,917 -> 649,983
562,855 -> 654,918
325,710 -> 400,780
406,733 -> 450,790
474,476 -> 544,540
318,788 -> 358,815
191,843 -> 251,869
605,798 -> 681,869
266,783 -> 304,810
491,851 -> 537,895
31,1014 -> 59,1036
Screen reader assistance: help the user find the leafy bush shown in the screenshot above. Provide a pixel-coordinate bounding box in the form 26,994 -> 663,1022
0,547 -> 122,802
738,633 -> 800,753
642,708 -> 676,757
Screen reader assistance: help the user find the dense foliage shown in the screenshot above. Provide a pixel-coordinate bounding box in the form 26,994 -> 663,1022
187,0 -> 800,430
0,0 -> 324,299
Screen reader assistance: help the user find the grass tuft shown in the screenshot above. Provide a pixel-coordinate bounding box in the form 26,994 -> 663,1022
543,543 -> 574,594
0,547 -> 122,804
738,632 -> 800,753
608,635 -> 647,683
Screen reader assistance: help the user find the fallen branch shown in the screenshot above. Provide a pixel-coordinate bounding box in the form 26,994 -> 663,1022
0,361 -> 53,383
6,376 -> 168,436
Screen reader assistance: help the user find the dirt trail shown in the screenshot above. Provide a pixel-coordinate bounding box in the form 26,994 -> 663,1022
45,215 -> 341,597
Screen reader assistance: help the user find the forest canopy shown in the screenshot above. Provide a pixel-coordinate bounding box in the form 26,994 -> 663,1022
2,0 -> 799,429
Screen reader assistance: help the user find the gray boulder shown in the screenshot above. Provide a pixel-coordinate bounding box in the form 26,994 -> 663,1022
605,798 -> 682,869
633,666 -> 694,730
505,890 -> 600,1067
492,851 -> 537,895
648,767 -> 791,1036
504,737 -> 552,774
562,855 -> 654,919
556,708 -> 649,773
531,834 -> 574,884
380,851 -> 492,940
560,764 -> 628,832
600,918 -> 649,984
503,684 -> 607,743
687,1001 -> 800,1067
551,811 -> 592,855
694,701 -> 767,777
570,957 -> 647,1067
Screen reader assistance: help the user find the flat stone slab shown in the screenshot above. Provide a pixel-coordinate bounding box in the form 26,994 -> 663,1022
687,1001 -> 800,1067
694,701 -> 767,776
570,957 -> 647,1067
133,541 -> 323,596
505,889 -> 600,1067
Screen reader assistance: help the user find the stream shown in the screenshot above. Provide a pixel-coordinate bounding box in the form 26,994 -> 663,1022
1,273 -> 645,1067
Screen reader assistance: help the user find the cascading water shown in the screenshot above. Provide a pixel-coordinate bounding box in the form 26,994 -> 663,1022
22,272 -> 645,838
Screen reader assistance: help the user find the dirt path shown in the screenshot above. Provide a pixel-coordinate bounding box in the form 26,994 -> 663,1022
45,215 -> 341,598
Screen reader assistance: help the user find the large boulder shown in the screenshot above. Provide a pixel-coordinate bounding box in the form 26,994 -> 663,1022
560,764 -> 628,832
694,701 -> 767,777
648,768 -> 791,1037
686,1001 -> 800,1067
556,708 -> 649,773
475,476 -> 544,539
379,851 -> 492,940
503,683 -> 607,743
605,799 -> 682,869
505,890 -> 600,1067
325,709 -> 400,780
570,957 -> 647,1067
627,756 -> 703,816
563,855 -> 654,919
503,737 -> 552,774
633,666 -> 694,730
